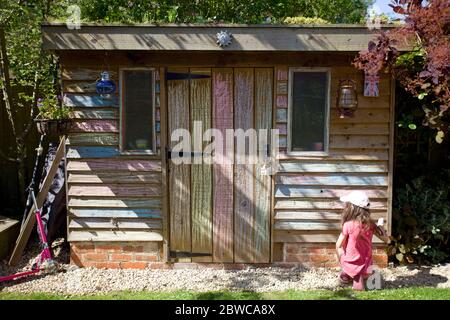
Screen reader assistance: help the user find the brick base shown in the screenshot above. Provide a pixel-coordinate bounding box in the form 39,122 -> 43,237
280,243 -> 388,268
70,242 -> 162,269
70,242 -> 388,269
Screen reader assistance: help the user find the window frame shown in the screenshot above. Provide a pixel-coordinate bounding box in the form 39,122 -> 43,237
287,67 -> 331,156
119,67 -> 156,155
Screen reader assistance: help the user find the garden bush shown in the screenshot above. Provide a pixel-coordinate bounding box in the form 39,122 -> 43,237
389,170 -> 450,264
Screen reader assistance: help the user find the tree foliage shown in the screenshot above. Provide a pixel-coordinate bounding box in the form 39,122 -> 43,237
0,0 -> 68,202
354,0 -> 449,143
73,0 -> 373,24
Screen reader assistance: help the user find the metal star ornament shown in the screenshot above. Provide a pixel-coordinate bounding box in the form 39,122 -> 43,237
216,30 -> 233,47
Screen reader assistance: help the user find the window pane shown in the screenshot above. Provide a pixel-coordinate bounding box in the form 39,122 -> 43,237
123,70 -> 154,151
291,71 -> 328,152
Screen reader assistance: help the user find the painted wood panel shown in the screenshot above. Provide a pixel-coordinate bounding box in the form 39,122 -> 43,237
234,68 -> 255,263
274,186 -> 388,198
276,109 -> 287,123
275,174 -> 388,186
69,120 -> 119,133
254,68 -> 272,263
274,211 -> 341,221
60,63 -> 394,250
277,149 -> 389,161
212,68 -> 234,262
64,81 -> 97,93
69,208 -> 161,219
67,159 -> 161,172
275,221 -> 341,231
330,108 -> 389,123
168,67 -> 191,253
274,199 -> 388,210
190,68 -> 213,262
62,68 -> 118,81
278,162 -> 388,173
69,218 -> 162,230
68,230 -> 163,242
68,172 -> 161,184
276,123 -> 287,135
330,123 -> 389,135
273,231 -> 340,243
68,198 -> 161,208
66,146 -> 119,159
330,135 -> 389,149
66,133 -> 118,145
64,94 -> 119,107
68,185 -> 161,197
70,108 -> 118,119
274,210 -> 386,220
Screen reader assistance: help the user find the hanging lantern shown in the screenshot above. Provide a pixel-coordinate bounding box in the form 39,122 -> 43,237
336,79 -> 358,118
96,71 -> 116,99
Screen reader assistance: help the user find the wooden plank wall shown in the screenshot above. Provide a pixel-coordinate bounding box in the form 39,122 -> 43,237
60,52 -> 393,264
254,68 -> 273,263
212,68 -> 235,262
63,66 -> 164,243
167,67 -> 191,253
234,68 -> 255,262
190,68 -> 213,262
273,66 -> 392,248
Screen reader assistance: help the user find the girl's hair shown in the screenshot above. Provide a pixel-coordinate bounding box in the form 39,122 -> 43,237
341,202 -> 372,229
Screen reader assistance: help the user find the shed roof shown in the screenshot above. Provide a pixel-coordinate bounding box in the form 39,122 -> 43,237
41,23 -> 404,52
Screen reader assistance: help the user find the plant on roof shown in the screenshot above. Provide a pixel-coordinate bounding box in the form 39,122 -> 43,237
283,17 -> 331,25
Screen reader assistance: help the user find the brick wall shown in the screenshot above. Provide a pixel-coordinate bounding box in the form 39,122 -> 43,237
279,243 -> 388,268
70,242 -> 162,269
70,242 -> 388,269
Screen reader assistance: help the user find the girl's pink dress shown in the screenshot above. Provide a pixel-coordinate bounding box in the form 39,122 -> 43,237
340,220 -> 375,277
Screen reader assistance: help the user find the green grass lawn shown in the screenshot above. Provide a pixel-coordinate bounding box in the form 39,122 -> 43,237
1,287 -> 449,300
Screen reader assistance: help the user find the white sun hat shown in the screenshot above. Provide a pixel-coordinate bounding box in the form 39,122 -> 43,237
340,190 -> 370,209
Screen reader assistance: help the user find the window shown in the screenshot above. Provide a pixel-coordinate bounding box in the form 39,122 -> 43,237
120,69 -> 155,153
288,68 -> 330,154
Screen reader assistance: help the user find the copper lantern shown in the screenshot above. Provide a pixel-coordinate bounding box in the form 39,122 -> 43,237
337,79 -> 358,118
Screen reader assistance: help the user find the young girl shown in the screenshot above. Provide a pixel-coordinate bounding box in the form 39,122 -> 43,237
336,191 -> 390,291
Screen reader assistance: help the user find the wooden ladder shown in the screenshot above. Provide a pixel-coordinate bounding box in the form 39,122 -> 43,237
8,137 -> 65,266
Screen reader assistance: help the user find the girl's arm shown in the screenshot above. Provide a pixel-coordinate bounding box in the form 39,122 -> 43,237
374,225 -> 390,244
335,233 -> 348,262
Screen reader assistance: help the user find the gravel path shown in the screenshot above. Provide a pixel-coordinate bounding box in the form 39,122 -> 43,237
1,239 -> 449,295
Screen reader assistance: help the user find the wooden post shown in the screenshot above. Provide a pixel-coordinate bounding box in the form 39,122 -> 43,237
9,137 -> 66,266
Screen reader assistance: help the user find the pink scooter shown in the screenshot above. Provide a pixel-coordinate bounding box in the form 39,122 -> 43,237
0,192 -> 56,283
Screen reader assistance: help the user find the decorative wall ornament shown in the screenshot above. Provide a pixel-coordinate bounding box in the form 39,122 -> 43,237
364,72 -> 380,97
336,79 -> 358,118
216,30 -> 233,47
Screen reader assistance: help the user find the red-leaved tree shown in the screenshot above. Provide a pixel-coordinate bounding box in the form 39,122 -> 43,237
354,0 -> 449,143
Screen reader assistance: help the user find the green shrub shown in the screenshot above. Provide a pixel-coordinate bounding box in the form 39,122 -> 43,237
389,170 -> 450,264
37,95 -> 70,120
283,16 -> 331,25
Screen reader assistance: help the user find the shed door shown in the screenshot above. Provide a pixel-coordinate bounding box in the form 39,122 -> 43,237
167,67 -> 273,263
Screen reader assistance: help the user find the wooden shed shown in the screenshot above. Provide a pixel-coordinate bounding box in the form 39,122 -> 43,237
41,23 -> 395,268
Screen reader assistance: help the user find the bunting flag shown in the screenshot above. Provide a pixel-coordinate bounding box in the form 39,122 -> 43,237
364,72 -> 380,97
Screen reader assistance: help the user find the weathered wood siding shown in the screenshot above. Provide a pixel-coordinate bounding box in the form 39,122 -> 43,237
273,66 -> 392,246
63,65 -> 164,243
60,52 -> 393,264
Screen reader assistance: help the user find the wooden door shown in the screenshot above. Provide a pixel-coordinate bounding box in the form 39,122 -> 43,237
167,67 -> 273,263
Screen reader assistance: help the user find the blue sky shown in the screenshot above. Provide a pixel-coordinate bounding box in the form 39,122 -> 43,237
371,0 -> 403,18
